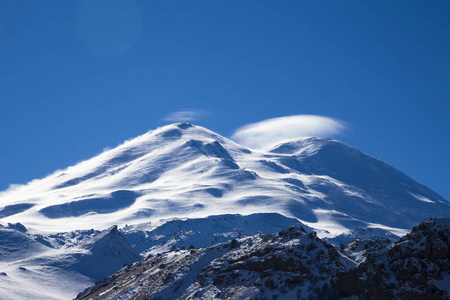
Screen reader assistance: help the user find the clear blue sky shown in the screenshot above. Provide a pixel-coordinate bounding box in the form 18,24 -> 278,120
0,1 -> 449,201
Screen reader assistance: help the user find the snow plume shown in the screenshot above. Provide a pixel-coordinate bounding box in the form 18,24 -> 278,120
163,110 -> 209,122
232,115 -> 346,149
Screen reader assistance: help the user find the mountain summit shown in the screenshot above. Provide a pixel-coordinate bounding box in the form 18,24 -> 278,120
0,123 -> 448,236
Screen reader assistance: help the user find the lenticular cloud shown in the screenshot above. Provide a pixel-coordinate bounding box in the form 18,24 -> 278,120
231,115 -> 346,149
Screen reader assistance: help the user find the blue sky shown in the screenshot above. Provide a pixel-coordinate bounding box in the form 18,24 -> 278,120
0,1 -> 449,201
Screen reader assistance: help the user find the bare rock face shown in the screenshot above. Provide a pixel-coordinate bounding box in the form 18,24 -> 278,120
196,227 -> 349,299
335,218 -> 450,300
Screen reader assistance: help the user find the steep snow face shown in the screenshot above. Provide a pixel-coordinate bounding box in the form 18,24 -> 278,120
271,138 -> 449,228
71,225 -> 141,280
0,123 -> 448,236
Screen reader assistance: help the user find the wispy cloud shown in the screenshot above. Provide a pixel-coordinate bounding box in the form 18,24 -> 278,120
231,115 -> 346,149
163,110 -> 209,122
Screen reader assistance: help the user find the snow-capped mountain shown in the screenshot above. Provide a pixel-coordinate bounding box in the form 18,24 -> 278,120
0,123 -> 448,236
0,123 -> 449,299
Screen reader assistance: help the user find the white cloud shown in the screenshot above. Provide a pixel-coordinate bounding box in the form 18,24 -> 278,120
231,115 -> 346,149
163,110 -> 209,122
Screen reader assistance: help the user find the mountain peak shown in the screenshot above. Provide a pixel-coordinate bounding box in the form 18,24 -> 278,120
74,225 -> 141,280
0,124 -> 448,236
175,122 -> 194,129
1,124 -> 449,300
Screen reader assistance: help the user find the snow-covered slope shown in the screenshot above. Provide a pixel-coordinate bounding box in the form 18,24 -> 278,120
122,213 -> 308,256
0,123 -> 448,236
325,226 -> 400,247
0,224 -> 140,299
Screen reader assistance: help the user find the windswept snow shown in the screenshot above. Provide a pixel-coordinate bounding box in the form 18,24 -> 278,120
0,123 -> 447,236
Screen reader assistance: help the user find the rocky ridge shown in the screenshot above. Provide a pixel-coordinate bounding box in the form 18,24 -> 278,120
336,218 -> 450,299
77,218 -> 450,300
76,226 -> 350,299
